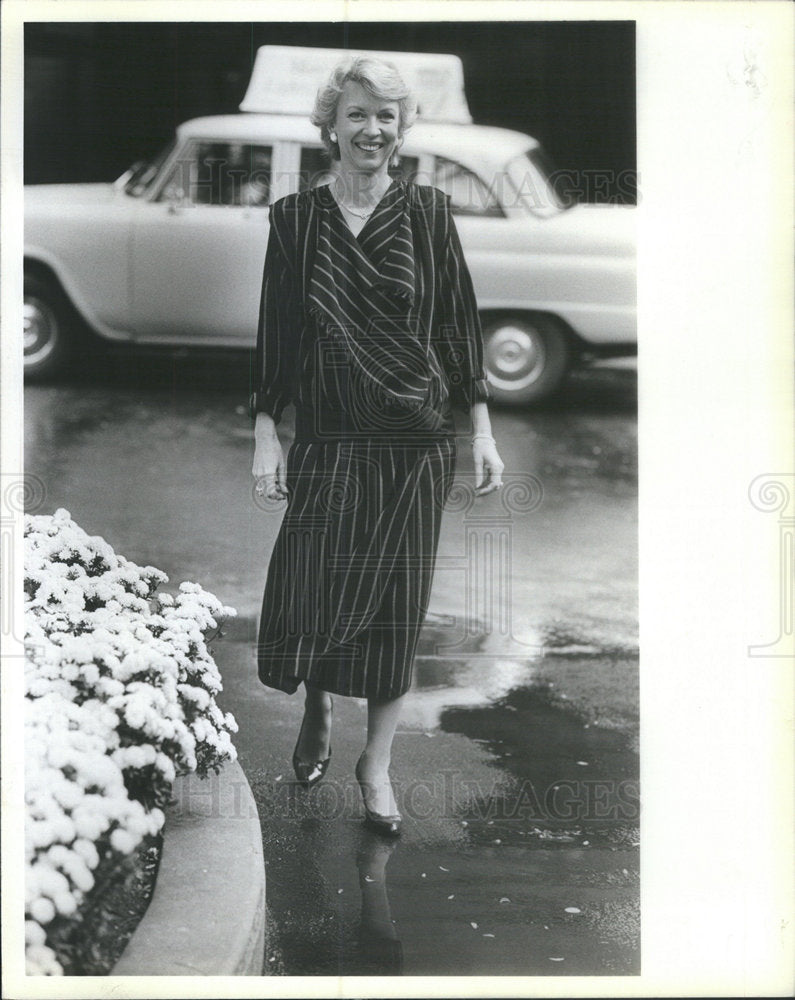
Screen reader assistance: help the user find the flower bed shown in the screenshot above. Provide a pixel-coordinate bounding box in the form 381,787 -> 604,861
24,509 -> 239,975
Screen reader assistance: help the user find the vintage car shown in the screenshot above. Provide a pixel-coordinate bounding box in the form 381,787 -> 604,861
24,46 -> 635,403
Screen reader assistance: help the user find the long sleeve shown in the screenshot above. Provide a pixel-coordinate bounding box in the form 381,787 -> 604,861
435,199 -> 491,411
248,203 -> 298,423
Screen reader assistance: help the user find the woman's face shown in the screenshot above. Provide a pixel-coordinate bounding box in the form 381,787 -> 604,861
333,80 -> 401,176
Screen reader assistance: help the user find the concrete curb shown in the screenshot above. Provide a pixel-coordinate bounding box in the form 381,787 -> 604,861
113,759 -> 266,976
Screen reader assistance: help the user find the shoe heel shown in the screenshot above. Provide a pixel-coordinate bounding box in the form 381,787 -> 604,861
355,755 -> 402,837
292,696 -> 333,789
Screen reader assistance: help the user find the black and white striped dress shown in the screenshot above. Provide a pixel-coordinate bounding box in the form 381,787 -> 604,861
250,180 -> 489,700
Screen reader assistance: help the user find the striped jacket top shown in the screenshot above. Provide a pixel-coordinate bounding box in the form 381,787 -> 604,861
249,180 -> 490,441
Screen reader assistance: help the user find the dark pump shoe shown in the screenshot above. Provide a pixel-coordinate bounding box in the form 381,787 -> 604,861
363,808 -> 402,838
355,757 -> 402,837
292,748 -> 331,789
292,701 -> 333,789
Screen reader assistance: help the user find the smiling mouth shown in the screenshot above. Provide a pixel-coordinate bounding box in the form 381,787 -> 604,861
356,142 -> 384,152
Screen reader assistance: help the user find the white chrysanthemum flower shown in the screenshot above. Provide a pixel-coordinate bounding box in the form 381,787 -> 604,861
29,896 -> 56,926
26,943 -> 64,976
25,919 -> 48,946
24,509 -> 238,974
109,828 -> 138,855
53,891 -> 78,916
71,838 -> 99,870
47,845 -> 95,894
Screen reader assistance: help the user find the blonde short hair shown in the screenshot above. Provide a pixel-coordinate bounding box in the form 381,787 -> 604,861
310,56 -> 417,162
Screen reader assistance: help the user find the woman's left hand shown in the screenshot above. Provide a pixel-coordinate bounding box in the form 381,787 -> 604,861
473,438 -> 505,496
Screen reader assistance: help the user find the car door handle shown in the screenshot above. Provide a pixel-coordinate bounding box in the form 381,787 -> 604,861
164,186 -> 185,215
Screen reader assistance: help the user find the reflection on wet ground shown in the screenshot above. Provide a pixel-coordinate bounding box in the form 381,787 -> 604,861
26,351 -> 638,977
223,617 -> 639,977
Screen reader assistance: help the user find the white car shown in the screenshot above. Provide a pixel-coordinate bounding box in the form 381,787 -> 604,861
24,46 -> 635,403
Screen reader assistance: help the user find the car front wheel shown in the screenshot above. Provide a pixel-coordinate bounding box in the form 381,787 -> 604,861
24,273 -> 75,380
482,314 -> 570,405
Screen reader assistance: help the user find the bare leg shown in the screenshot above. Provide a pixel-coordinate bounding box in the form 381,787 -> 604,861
295,682 -> 333,762
357,693 -> 406,816
357,835 -> 400,940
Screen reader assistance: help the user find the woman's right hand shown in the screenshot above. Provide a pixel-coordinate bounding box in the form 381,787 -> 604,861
252,415 -> 288,501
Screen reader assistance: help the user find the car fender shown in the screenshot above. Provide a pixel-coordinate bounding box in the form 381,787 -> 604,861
468,249 -> 637,345
456,214 -> 636,346
25,184 -> 136,341
24,245 -> 133,343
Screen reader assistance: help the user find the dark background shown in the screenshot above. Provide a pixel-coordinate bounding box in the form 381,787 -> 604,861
25,21 -> 635,200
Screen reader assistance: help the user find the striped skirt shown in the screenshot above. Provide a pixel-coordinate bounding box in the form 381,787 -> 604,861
256,437 -> 456,700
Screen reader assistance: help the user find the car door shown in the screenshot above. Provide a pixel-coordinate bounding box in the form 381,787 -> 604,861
429,155 -> 526,307
129,138 -> 277,345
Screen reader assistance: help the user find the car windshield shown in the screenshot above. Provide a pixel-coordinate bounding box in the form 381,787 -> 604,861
119,139 -> 176,197
505,147 -> 569,218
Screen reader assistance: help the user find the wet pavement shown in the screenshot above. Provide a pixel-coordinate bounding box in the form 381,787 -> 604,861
25,346 -> 639,976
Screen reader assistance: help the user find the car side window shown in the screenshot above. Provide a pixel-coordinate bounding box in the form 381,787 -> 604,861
297,146 -> 421,193
432,156 -> 503,217
158,142 -> 273,206
391,154 -> 420,184
298,147 -> 335,192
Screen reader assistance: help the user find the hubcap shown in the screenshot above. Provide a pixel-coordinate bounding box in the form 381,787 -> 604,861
485,324 -> 546,391
23,296 -> 58,366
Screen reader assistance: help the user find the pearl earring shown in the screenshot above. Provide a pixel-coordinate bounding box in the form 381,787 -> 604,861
330,132 -> 337,142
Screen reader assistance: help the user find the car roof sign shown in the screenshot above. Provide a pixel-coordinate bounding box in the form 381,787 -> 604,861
239,45 -> 473,124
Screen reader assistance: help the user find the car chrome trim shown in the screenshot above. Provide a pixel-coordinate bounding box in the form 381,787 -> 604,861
23,296 -> 59,365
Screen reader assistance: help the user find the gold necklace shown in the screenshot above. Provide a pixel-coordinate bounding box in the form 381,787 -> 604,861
339,202 -> 375,220
333,179 -> 388,221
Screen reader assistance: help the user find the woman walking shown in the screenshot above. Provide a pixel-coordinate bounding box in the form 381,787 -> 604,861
250,56 -> 504,836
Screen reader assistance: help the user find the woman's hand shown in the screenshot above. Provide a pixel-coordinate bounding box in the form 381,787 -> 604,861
252,415 -> 288,501
472,436 -> 504,496
469,402 -> 503,497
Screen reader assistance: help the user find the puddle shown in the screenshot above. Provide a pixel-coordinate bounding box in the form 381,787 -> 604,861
439,684 -> 639,847
236,624 -> 639,977
26,364 -> 639,975
539,621 -> 638,658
